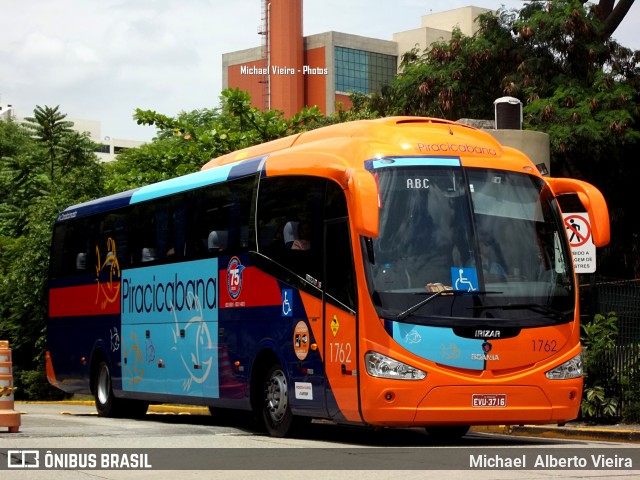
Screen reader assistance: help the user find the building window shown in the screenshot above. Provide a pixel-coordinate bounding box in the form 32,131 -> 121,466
94,144 -> 111,154
335,46 -> 397,94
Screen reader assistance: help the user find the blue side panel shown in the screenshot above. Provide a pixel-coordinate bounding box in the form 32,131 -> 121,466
365,156 -> 462,170
392,323 -> 484,370
120,259 -> 219,398
130,155 -> 266,204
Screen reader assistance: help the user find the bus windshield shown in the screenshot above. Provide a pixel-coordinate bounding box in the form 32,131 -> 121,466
363,157 -> 574,327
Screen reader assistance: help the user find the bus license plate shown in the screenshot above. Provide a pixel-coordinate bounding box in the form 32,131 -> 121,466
472,394 -> 507,408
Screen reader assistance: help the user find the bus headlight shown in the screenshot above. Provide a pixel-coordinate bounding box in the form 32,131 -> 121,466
545,353 -> 583,380
365,351 -> 426,380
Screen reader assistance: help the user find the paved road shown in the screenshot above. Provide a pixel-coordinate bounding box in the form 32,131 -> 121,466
1,403 -> 639,479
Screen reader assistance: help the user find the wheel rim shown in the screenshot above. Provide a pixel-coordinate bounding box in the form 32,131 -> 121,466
97,364 -> 110,406
265,368 -> 288,424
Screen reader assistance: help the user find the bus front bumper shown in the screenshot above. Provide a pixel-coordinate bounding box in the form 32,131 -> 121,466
361,382 -> 582,427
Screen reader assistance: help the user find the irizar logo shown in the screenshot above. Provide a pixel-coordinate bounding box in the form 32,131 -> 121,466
475,329 -> 501,338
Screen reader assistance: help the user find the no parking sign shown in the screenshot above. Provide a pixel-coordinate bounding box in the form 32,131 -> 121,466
563,213 -> 596,273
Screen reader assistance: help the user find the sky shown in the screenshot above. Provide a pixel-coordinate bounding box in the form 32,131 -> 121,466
1,0 -> 638,142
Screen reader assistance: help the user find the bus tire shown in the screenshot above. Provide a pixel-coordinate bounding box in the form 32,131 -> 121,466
94,360 -> 121,417
94,361 -> 149,418
425,425 -> 470,440
260,363 -> 294,437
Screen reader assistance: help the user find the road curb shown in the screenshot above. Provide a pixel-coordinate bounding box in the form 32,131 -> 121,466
471,424 -> 640,443
18,400 -> 210,415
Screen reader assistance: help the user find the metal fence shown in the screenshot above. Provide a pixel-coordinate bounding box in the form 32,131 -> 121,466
580,276 -> 640,416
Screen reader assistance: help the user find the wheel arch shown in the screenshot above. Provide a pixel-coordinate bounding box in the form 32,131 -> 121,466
249,344 -> 287,412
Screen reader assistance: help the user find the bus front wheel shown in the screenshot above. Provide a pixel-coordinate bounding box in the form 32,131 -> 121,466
260,364 -> 294,437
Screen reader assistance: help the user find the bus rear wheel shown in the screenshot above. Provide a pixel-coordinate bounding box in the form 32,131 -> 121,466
95,361 -> 120,417
94,361 -> 148,418
260,364 -> 294,437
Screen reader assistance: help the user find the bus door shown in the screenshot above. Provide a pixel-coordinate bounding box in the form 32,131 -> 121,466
323,218 -> 360,422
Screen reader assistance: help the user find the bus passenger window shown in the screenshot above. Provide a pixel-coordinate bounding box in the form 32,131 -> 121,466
189,176 -> 253,257
257,176 -> 325,284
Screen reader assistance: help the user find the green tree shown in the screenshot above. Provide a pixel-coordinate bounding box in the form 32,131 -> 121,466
105,88 -> 324,193
23,105 -> 74,186
0,120 -> 46,237
579,0 -> 635,39
0,106 -> 104,399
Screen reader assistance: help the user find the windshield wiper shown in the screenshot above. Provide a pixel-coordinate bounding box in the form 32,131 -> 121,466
393,290 -> 499,322
469,303 -> 571,320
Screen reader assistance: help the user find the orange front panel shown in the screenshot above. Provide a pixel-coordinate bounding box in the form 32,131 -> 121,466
359,373 -> 582,427
485,325 -> 576,371
415,385 -> 553,424
355,289 -> 582,427
323,304 -> 360,422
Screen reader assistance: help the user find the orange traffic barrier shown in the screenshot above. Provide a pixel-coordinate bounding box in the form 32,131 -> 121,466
0,340 -> 21,433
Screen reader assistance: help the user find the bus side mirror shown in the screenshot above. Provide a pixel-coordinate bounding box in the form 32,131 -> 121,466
547,178 -> 610,247
347,169 -> 379,238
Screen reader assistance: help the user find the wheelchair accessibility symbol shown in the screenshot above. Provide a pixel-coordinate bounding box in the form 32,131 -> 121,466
282,289 -> 293,317
451,267 -> 478,292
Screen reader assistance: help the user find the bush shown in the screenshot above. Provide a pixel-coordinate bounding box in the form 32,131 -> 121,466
13,366 -> 70,401
580,311 -> 620,421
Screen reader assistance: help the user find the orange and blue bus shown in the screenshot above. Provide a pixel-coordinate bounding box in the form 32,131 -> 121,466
47,117 -> 609,438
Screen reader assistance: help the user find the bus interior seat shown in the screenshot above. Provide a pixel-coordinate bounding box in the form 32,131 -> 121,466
76,252 -> 87,271
208,230 -> 228,253
141,247 -> 157,262
283,221 -> 299,249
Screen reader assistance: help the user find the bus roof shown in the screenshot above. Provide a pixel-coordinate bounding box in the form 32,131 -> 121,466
56,117 -> 535,223
201,116 -> 525,171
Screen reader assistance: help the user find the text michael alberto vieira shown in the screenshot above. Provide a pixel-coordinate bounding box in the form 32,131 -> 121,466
470,452 -> 633,469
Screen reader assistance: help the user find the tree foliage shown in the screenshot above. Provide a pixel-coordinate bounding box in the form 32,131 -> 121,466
104,89 -> 325,193
581,312 -> 620,420
0,108 -> 104,399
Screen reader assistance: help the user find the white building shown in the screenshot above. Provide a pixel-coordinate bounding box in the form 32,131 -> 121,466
393,6 -> 492,59
0,103 -> 144,162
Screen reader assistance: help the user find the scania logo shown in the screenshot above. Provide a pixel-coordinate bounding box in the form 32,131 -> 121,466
482,341 -> 492,353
